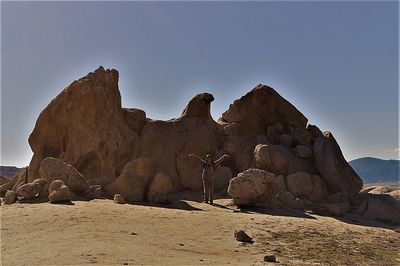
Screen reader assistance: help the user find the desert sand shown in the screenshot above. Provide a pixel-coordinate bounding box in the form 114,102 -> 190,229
1,194 -> 400,266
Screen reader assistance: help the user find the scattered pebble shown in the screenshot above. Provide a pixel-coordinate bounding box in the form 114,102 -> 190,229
264,255 -> 276,262
131,232 -> 137,235
179,243 -> 184,246
234,230 -> 254,243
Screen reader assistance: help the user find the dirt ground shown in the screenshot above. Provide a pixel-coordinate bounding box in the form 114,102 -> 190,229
1,193 -> 400,266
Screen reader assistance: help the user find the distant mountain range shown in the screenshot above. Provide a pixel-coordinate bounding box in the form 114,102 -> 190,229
0,166 -> 22,179
349,157 -> 399,184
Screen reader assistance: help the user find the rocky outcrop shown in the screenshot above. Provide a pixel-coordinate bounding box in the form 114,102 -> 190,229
21,67 -> 363,212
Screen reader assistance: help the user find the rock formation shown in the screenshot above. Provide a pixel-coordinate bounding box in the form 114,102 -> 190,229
6,66 -> 396,223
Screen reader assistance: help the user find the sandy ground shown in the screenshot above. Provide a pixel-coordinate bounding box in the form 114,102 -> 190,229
1,193 -> 400,266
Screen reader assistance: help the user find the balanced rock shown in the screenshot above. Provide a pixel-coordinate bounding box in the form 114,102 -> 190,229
39,157 -> 88,193
148,172 -> 173,203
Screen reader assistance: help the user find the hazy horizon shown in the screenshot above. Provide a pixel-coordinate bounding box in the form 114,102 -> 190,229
2,1 -> 399,167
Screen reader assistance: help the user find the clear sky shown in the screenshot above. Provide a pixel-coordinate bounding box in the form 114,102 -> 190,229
1,1 -> 398,167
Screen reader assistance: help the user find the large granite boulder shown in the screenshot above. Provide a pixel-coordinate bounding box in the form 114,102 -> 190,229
39,157 -> 88,193
22,67 -> 365,209
28,67 -> 139,185
227,169 -> 283,208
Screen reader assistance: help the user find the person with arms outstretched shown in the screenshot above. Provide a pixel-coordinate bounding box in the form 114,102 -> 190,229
188,153 -> 229,204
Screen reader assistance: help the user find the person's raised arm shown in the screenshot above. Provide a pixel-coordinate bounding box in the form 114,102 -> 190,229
188,154 -> 206,164
213,154 -> 229,167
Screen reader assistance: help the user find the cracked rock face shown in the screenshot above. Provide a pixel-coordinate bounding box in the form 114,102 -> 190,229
17,66 -> 362,204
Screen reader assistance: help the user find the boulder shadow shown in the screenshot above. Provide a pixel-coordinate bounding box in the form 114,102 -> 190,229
130,200 -> 203,212
237,207 -> 317,219
333,214 -> 399,231
49,200 -> 75,206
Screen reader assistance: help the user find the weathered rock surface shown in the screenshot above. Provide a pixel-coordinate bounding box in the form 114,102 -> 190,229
254,144 -> 316,175
48,180 -> 71,203
220,84 -> 308,135
227,169 -> 282,208
295,145 -> 313,159
313,132 -> 363,200
148,172 -> 173,203
104,158 -> 151,202
285,172 -> 314,197
28,67 -> 138,185
39,157 -> 88,193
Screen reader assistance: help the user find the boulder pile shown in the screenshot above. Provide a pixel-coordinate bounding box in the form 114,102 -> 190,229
0,66 -> 397,224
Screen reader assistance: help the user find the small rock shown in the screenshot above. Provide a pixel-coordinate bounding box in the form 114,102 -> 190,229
114,194 -> 125,204
264,255 -> 276,262
4,190 -> 17,205
234,230 -> 254,243
49,184 -> 71,203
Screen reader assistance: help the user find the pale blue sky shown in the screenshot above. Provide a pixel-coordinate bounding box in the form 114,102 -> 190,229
1,1 -> 399,167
